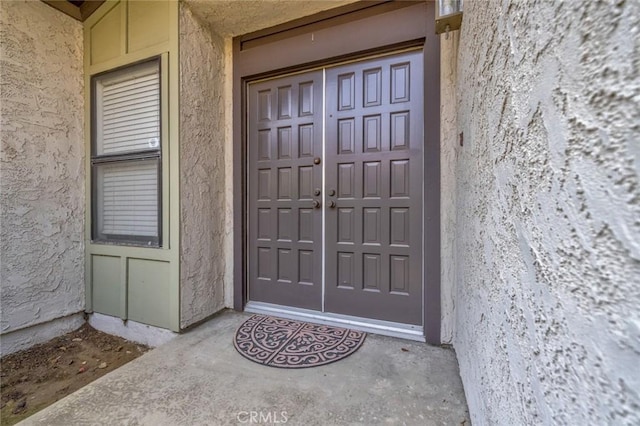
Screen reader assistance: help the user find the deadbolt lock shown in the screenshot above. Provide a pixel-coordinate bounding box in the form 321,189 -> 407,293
314,188 -> 321,196
313,157 -> 321,165
328,189 -> 336,196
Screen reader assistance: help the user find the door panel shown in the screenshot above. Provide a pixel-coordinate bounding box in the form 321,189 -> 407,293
247,50 -> 424,326
248,71 -> 323,310
324,51 -> 424,325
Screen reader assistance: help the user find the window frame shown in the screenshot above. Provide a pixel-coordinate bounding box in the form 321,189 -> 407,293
90,57 -> 163,247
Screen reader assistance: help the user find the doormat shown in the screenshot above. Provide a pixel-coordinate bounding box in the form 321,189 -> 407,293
233,314 -> 366,368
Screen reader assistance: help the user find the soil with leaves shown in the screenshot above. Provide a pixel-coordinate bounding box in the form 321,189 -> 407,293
0,324 -> 148,425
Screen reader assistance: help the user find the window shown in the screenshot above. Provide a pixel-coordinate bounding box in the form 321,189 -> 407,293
91,59 -> 162,246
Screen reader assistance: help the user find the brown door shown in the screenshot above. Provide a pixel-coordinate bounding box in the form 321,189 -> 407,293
324,51 -> 424,324
248,50 -> 424,325
247,71 -> 323,310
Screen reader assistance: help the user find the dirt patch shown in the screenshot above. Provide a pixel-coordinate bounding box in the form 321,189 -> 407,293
0,324 -> 149,425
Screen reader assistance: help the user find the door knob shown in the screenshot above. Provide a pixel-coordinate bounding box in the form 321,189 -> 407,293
328,200 -> 336,208
313,157 -> 321,165
312,200 -> 321,208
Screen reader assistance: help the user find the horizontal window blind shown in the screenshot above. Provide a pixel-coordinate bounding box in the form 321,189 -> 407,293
92,58 -> 162,246
96,160 -> 159,238
96,62 -> 160,156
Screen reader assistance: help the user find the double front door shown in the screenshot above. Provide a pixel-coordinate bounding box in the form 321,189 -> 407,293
247,50 -> 424,325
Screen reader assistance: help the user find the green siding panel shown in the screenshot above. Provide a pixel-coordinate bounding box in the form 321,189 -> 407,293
127,0 -> 170,53
128,258 -> 170,328
90,2 -> 122,65
92,255 -> 123,317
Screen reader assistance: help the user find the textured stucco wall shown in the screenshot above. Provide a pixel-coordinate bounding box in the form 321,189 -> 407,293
0,0 -> 85,354
454,0 -> 640,424
222,36 -> 234,309
440,33 -> 460,344
185,0 -> 356,37
179,3 -> 228,328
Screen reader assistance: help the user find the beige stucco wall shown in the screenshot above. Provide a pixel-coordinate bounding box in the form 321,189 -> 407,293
440,33 -> 460,343
0,0 -> 85,354
185,0 -> 356,38
453,0 -> 640,424
178,3 -> 229,328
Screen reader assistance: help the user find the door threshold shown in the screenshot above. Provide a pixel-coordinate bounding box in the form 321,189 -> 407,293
244,301 -> 425,342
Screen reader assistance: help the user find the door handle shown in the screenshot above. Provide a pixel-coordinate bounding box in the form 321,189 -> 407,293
328,200 -> 336,208
312,200 -> 321,208
313,157 -> 322,165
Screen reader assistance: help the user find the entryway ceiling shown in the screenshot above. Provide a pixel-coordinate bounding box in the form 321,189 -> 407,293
184,0 -> 358,37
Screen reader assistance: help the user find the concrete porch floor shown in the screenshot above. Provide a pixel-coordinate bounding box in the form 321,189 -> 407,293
20,310 -> 470,425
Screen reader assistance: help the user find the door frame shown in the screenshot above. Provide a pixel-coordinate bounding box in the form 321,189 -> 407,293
232,0 -> 441,343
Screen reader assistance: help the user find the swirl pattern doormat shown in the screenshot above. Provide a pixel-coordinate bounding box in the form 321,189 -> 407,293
234,315 -> 366,368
